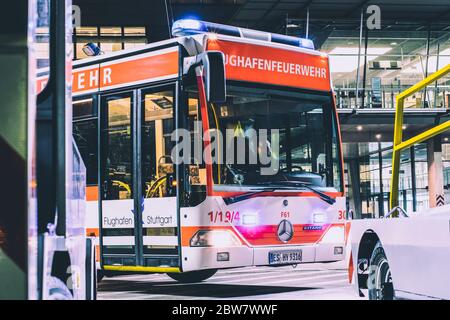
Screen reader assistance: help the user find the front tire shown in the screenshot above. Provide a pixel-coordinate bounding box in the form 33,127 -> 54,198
368,241 -> 394,300
167,269 -> 217,283
97,270 -> 104,282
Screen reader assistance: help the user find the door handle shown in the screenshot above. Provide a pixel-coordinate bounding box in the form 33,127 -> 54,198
102,180 -> 108,197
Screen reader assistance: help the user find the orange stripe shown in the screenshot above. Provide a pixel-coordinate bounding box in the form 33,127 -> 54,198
348,251 -> 353,284
100,50 -> 178,90
37,50 -> 179,95
95,245 -> 100,263
344,221 -> 351,245
86,186 -> 98,201
86,228 -> 99,237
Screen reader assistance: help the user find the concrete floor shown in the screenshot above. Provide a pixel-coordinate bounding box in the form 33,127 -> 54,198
98,261 -> 363,300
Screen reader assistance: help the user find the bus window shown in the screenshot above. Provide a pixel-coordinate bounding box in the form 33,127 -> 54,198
209,84 -> 343,192
73,97 -> 96,119
103,95 -> 133,200
73,98 -> 98,186
140,87 -> 208,204
73,120 -> 98,185
186,93 -> 207,206
141,88 -> 175,199
141,88 -> 202,200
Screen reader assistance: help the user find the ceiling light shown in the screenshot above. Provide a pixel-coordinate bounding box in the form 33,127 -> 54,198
375,134 -> 382,140
445,137 -> 449,142
390,42 -> 397,45
357,125 -> 363,131
328,47 -> 392,73
402,125 -> 407,130
151,97 -> 173,109
402,48 -> 450,74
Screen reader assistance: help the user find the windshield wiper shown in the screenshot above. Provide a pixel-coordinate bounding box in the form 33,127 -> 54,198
223,182 -> 336,205
223,186 -> 293,205
256,181 -> 336,205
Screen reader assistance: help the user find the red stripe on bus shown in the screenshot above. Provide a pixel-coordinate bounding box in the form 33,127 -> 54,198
181,224 -> 342,247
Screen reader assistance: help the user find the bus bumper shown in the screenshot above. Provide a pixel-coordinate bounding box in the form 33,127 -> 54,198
181,242 -> 345,272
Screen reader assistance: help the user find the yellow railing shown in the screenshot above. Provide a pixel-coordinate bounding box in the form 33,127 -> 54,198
389,64 -> 450,210
103,265 -> 180,273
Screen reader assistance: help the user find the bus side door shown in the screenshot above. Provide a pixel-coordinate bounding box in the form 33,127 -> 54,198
139,85 -> 179,267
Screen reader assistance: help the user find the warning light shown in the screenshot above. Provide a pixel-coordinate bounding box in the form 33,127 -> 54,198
171,19 -> 315,50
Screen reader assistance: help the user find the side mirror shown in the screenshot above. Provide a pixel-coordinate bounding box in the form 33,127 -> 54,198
199,51 -> 226,103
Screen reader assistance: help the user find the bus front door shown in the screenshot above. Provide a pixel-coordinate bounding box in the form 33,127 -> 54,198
100,92 -> 138,268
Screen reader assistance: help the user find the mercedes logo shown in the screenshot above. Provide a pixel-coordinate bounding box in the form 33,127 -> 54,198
277,219 -> 294,243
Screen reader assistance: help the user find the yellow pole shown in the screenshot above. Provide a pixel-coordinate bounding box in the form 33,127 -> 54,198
389,64 -> 450,211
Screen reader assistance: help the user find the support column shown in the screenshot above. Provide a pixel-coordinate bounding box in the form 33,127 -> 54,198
377,142 -> 384,217
410,146 -> 417,212
427,136 -> 444,207
348,159 -> 362,219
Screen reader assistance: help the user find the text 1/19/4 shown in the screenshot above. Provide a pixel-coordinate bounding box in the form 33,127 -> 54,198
207,211 -> 240,223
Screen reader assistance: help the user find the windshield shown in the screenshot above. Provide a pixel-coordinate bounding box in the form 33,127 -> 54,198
206,84 -> 343,192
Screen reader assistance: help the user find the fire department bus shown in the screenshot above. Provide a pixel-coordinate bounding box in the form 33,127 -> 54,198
38,19 -> 346,283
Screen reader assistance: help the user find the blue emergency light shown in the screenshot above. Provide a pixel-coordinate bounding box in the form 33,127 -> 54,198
172,19 -> 315,50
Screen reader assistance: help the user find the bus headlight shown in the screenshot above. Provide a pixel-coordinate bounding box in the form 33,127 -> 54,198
313,213 -> 326,224
190,230 -> 241,247
242,213 -> 258,226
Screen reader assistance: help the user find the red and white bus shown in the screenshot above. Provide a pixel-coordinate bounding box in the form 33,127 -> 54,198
38,19 -> 346,283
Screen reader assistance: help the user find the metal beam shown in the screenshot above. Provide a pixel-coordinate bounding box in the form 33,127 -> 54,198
291,0 -> 315,18
343,0 -> 372,18
269,0 -> 314,32
426,7 -> 450,24
228,0 -> 251,25
253,0 -> 282,28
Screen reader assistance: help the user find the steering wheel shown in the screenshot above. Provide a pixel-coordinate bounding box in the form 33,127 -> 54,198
226,164 -> 246,185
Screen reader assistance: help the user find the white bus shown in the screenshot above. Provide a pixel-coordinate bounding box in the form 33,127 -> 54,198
40,19 -> 347,283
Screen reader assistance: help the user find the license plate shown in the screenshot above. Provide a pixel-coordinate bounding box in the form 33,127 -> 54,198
269,250 -> 302,265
